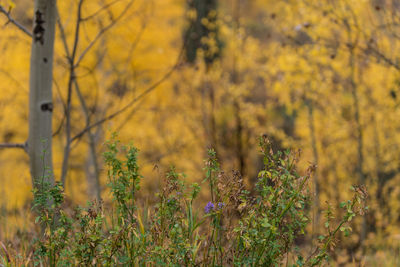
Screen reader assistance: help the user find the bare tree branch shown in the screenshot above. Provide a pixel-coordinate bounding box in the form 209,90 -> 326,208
0,142 -> 27,151
57,5 -> 103,196
363,45 -> 400,70
0,5 -> 32,37
81,0 -> 122,22
61,0 -> 84,185
71,54 -> 184,143
74,0 -> 135,67
70,18 -> 193,143
52,78 -> 67,137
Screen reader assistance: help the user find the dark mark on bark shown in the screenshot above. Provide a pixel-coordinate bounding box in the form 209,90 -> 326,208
41,102 -> 53,112
33,10 -> 45,45
43,57 -> 48,63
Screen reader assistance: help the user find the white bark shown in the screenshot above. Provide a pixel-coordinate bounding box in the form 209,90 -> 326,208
28,0 -> 57,186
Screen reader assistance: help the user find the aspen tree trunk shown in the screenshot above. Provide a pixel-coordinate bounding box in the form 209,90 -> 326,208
28,0 -> 57,188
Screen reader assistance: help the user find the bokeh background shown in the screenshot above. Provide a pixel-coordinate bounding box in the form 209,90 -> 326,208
1,0 -> 400,264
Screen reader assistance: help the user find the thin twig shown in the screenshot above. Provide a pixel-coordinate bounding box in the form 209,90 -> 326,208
364,45 -> 400,70
0,5 -> 32,37
52,78 -> 67,137
81,0 -> 122,22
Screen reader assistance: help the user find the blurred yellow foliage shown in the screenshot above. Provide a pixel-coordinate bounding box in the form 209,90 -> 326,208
1,0 -> 400,263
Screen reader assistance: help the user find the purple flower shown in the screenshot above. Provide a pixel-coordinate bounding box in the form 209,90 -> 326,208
204,201 -> 215,213
217,202 -> 225,210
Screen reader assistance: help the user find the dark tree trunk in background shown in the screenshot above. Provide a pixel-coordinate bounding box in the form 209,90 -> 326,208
185,0 -> 220,65
185,0 -> 221,157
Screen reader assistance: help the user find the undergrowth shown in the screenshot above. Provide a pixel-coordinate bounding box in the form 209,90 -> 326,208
0,135 -> 367,266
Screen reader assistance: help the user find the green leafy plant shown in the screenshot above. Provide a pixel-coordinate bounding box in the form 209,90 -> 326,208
24,134 -> 367,266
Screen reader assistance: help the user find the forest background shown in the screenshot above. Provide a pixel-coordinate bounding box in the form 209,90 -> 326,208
0,0 -> 399,265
